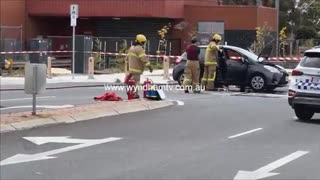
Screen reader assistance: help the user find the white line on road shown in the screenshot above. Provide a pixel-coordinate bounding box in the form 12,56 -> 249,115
0,137 -> 122,166
168,99 -> 185,105
0,96 -> 56,102
228,128 -> 263,139
234,150 -> 309,179
0,105 -> 74,111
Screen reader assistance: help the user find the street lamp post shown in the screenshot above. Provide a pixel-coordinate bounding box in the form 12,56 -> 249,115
275,0 -> 279,57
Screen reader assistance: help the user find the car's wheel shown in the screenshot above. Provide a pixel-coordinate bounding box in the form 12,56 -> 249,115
250,74 -> 266,92
294,107 -> 314,120
178,72 -> 184,86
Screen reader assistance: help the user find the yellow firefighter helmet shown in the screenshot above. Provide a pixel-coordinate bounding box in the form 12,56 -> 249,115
213,34 -> 222,41
136,34 -> 147,43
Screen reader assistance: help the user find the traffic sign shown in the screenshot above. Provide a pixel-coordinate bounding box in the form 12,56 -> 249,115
70,4 -> 78,27
71,14 -> 77,26
70,4 -> 79,17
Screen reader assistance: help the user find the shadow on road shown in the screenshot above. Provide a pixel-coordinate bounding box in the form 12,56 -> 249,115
295,119 -> 320,125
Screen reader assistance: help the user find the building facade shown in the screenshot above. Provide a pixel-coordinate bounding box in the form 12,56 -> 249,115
1,0 -> 277,55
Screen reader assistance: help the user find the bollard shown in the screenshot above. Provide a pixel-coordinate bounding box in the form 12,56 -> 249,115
47,56 -> 53,79
163,56 -> 170,80
88,56 -> 94,79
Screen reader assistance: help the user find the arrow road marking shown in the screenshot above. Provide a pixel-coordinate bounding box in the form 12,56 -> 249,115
228,128 -> 263,139
168,99 -> 184,106
0,137 -> 122,166
23,136 -> 98,145
234,151 -> 309,180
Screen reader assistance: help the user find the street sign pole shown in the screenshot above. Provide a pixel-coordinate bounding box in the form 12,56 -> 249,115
72,26 -> 75,79
70,4 -> 78,79
24,63 -> 47,115
275,0 -> 279,57
32,65 -> 37,115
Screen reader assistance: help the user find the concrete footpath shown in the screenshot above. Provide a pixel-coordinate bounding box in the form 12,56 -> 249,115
0,69 -> 176,91
0,99 -> 174,133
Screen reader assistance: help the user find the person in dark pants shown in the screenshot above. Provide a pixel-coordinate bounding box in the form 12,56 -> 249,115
216,47 -> 229,90
183,37 -> 201,93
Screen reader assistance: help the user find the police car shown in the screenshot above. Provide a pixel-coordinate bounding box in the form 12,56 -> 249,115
288,47 -> 320,120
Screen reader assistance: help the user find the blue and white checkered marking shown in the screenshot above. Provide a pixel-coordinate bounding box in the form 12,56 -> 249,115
295,78 -> 320,91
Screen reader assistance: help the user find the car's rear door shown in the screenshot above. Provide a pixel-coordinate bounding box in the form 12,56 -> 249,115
293,51 -> 320,94
224,48 -> 248,84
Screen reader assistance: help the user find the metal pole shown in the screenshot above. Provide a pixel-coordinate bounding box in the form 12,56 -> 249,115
116,41 -> 118,52
20,25 -> 23,50
275,0 -> 279,57
104,41 -> 106,69
32,65 -> 37,115
72,26 -> 75,79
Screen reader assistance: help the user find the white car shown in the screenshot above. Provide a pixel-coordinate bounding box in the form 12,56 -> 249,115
288,47 -> 320,120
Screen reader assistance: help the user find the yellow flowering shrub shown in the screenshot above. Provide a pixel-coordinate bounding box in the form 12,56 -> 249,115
157,23 -> 171,55
279,27 -> 288,57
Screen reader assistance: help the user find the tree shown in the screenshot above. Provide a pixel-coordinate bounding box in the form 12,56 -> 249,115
296,26 -> 317,39
279,27 -> 288,56
298,0 -> 320,31
251,22 -> 272,54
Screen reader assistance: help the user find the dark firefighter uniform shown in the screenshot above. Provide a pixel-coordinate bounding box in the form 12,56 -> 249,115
201,34 -> 222,90
127,34 -> 152,98
183,38 -> 201,93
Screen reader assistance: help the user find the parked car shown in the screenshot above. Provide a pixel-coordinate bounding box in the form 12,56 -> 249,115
172,45 -> 289,92
288,47 -> 320,120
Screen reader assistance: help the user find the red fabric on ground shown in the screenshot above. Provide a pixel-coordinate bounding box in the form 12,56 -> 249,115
94,92 -> 123,101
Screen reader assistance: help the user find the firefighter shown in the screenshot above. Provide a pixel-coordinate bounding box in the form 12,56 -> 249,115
201,34 -> 222,90
183,37 -> 201,93
126,34 -> 153,98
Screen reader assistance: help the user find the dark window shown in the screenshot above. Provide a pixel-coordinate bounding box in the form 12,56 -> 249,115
225,49 -> 243,63
300,52 -> 320,68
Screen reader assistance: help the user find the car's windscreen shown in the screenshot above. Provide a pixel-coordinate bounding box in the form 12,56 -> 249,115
231,47 -> 259,61
300,52 -> 320,68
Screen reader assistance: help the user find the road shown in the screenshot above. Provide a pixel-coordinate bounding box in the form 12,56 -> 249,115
0,84 -> 288,114
1,88 -> 320,179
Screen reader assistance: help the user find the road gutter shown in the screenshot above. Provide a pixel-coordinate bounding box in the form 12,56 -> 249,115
0,99 -> 174,133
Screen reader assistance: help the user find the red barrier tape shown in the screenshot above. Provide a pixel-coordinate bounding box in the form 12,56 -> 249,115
0,51 -> 300,61
0,51 -> 73,54
230,56 -> 301,61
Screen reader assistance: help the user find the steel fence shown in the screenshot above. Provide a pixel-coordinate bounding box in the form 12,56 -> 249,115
0,25 -> 24,62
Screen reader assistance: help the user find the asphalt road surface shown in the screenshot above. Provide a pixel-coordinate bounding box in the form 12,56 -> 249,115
0,85 -> 288,114
1,88 -> 320,180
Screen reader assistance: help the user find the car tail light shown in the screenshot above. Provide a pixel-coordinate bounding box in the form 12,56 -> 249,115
288,89 -> 296,97
291,70 -> 304,76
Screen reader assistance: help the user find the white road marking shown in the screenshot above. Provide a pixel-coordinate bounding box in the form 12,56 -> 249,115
175,100 -> 184,105
0,105 -> 74,111
168,99 -> 185,105
0,137 -> 122,166
23,136 -> 96,145
234,151 -> 309,180
228,128 -> 263,139
0,96 -> 56,102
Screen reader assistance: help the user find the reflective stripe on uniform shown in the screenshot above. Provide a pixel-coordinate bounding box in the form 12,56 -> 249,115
129,68 -> 142,73
204,61 -> 217,65
201,78 -> 207,81
208,78 -> 215,81
127,53 -> 138,57
138,53 -> 146,58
